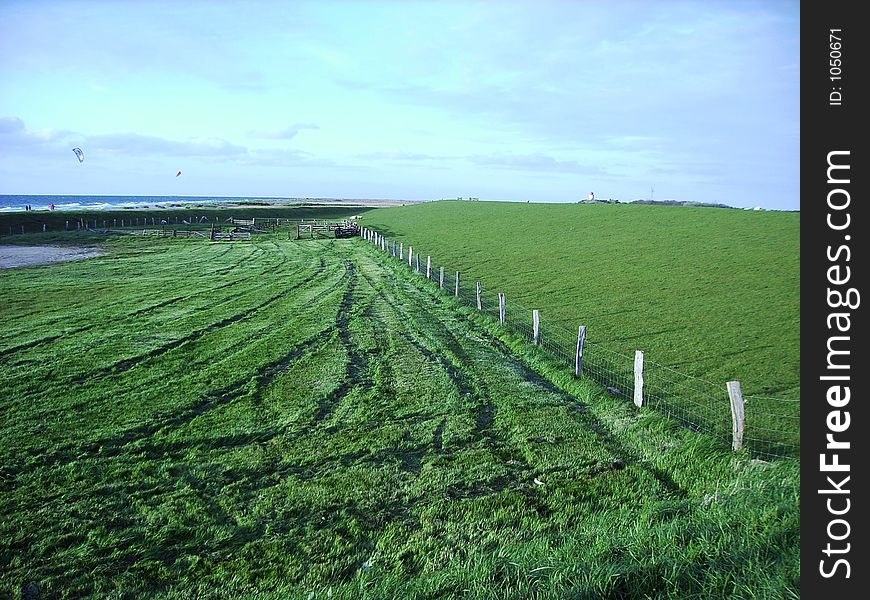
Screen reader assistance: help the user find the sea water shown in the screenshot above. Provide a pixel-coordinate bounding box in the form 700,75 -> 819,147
0,195 -> 289,212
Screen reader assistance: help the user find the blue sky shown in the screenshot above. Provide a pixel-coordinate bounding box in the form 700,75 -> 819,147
0,0 -> 799,209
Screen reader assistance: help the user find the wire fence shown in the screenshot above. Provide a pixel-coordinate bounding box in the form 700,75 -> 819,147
362,228 -> 799,461
0,215 -> 333,237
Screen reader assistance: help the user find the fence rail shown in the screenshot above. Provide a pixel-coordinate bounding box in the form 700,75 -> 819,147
82,228 -> 209,238
0,215 -> 356,237
359,227 -> 799,460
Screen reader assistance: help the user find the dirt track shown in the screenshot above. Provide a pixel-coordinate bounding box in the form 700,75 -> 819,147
0,245 -> 105,269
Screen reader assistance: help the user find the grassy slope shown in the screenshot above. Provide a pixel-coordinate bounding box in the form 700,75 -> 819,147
1,233 -> 797,599
359,201 -> 800,400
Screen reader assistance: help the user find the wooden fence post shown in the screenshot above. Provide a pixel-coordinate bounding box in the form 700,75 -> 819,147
575,325 -> 586,377
455,271 -> 460,297
533,310 -> 541,345
727,381 -> 745,451
399,242 -> 404,260
439,266 -> 445,289
633,350 -> 644,407
408,246 -> 413,267
426,256 -> 431,279
498,293 -> 505,324
65,220 -> 69,230
476,281 -> 482,310
415,253 -> 420,272
42,224 -> 46,233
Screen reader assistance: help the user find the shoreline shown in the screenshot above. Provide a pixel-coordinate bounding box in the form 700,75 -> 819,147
0,197 -> 425,213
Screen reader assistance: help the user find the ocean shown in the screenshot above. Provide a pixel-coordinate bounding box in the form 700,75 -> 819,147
0,195 -> 293,213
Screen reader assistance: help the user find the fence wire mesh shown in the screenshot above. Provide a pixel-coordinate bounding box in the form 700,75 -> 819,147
364,231 -> 799,460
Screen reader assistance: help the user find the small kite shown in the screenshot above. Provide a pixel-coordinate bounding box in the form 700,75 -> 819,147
176,170 -> 182,177
72,147 -> 84,163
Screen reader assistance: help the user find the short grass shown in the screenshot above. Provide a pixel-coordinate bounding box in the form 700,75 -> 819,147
1,232 -> 798,599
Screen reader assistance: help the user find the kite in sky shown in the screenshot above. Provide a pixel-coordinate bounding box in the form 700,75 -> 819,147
72,147 -> 84,163
176,170 -> 182,177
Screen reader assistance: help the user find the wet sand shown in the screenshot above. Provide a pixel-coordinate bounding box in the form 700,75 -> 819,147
0,245 -> 106,269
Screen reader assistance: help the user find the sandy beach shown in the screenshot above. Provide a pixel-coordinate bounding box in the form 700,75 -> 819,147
0,245 -> 106,269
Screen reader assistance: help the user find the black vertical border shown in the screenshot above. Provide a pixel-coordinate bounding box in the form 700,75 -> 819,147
802,1 -> 867,596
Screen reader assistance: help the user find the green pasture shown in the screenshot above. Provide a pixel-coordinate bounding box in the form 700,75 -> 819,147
0,232 -> 798,598
359,201 -> 800,401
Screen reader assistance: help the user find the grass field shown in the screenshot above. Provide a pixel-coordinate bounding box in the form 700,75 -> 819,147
359,201 -> 800,401
1,232 -> 798,598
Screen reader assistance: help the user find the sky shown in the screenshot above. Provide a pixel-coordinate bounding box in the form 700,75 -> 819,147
0,0 -> 800,209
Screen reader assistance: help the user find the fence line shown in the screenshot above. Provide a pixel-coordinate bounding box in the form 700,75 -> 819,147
0,215 -> 348,238
360,227 -> 799,460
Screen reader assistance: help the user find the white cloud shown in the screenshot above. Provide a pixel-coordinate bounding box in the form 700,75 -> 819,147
87,133 -> 248,157
247,123 -> 320,140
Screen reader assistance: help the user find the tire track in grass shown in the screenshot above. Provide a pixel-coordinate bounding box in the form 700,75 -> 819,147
356,258 -> 539,494
0,240 -> 227,325
18,324 -> 340,471
310,259 -> 367,427
64,258 -> 329,386
0,243 -> 282,359
3,326 -> 347,586
0,335 -> 65,360
393,327 -> 539,498
1,271 -> 275,365
395,258 -> 688,496
213,246 -> 267,275
12,256 -> 341,412
429,304 -> 689,494
368,255 -> 654,489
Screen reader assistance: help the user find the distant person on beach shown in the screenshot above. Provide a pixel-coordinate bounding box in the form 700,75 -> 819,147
49,203 -> 55,211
